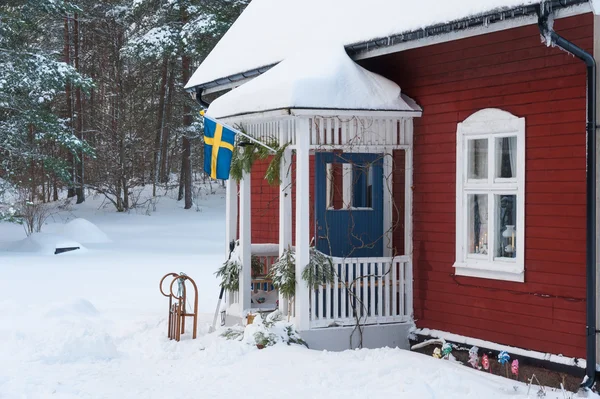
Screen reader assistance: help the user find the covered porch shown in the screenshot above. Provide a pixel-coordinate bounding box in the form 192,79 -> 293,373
209,46 -> 421,346
223,113 -> 417,331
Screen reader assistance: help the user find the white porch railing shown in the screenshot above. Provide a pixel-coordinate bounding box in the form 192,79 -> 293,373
237,116 -> 414,150
309,256 -> 412,329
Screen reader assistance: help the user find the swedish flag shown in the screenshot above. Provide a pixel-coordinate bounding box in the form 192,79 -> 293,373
203,115 -> 236,180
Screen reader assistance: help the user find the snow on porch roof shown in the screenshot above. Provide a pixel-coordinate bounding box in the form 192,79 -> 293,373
185,0 -> 591,91
206,45 -> 422,119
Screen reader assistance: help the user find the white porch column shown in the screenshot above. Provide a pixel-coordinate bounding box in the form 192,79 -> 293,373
239,169 -> 252,313
279,131 -> 292,316
225,179 -> 238,256
295,118 -> 311,330
594,13 -> 600,362
405,120 -> 414,319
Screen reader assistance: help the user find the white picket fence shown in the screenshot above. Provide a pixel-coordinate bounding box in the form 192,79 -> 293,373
228,251 -> 413,328
308,256 -> 412,328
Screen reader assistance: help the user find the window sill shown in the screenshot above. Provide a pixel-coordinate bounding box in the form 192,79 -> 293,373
326,207 -> 373,211
453,261 -> 524,283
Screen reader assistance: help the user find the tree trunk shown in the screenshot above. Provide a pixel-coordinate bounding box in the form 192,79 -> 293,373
115,29 -> 126,211
29,125 -> 36,202
53,175 -> 58,201
74,12 -> 85,204
181,8 -> 193,209
153,56 -> 169,196
159,61 -> 175,183
64,16 -> 75,198
178,154 -> 185,201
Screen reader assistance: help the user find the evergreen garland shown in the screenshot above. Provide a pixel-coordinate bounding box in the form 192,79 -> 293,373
268,246 -> 336,298
214,257 -> 241,291
301,247 -> 336,290
215,253 -> 264,291
228,126 -> 289,186
268,246 -> 296,299
251,254 -> 264,277
264,143 -> 290,185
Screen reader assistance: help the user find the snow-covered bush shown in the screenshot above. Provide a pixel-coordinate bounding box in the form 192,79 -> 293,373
221,310 -> 307,349
18,200 -> 53,236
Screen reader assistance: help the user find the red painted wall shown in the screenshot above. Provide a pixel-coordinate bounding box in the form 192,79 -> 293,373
361,14 -> 591,357
250,155 -> 315,245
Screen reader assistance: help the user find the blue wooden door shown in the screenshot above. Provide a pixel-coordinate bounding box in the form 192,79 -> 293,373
315,152 -> 384,257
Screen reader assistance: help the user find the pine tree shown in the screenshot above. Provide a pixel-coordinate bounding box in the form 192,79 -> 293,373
0,0 -> 93,220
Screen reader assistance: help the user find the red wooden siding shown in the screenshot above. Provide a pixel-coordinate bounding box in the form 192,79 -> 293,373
361,14 -> 591,357
250,158 -> 279,244
392,150 -> 406,256
249,155 -> 316,246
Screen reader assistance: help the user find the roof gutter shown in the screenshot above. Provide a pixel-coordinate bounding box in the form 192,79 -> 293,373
538,1 -> 597,390
347,0 -> 588,56
195,88 -> 210,109
187,0 -> 588,94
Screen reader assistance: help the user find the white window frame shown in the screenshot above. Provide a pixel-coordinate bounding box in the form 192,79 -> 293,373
453,108 -> 525,283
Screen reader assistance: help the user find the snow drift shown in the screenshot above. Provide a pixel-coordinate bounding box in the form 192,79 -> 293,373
62,218 -> 111,244
7,233 -> 85,255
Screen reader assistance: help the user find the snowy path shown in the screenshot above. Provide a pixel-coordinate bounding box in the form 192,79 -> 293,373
0,190 -> 593,398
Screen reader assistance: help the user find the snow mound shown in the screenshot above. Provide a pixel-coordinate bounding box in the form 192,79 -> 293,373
62,218 -> 111,244
207,45 -> 420,118
35,324 -> 119,364
7,233 -> 85,255
49,329 -> 118,363
44,299 -> 100,319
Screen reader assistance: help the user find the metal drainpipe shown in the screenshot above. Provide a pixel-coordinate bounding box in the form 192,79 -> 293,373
196,88 -> 211,109
538,5 -> 597,389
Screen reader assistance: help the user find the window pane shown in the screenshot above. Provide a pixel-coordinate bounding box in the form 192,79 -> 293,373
467,194 -> 488,254
495,194 -> 517,258
326,163 -> 344,209
352,163 -> 372,208
468,139 -> 488,179
495,136 -> 517,178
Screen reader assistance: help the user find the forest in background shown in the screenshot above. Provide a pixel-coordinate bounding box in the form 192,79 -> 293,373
0,0 -> 247,223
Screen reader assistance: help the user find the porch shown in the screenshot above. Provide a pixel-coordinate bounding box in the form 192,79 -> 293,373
208,46 -> 421,348
222,113 -> 417,339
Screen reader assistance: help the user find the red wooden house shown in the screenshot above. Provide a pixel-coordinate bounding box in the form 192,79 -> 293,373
185,0 -> 600,384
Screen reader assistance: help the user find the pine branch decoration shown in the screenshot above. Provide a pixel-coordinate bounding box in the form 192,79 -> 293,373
214,257 -> 241,291
268,246 -> 296,299
228,125 -> 282,184
302,247 -> 336,290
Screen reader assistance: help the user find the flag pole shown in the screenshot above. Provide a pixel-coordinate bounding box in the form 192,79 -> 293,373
200,111 -> 277,153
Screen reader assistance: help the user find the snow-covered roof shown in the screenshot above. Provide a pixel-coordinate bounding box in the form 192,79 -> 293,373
185,0 -> 590,90
206,45 -> 421,118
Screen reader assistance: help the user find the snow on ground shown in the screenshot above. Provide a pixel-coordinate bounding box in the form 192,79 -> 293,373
0,186 -> 594,398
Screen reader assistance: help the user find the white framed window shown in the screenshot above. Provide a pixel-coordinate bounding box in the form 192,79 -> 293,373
453,108 -> 525,282
326,162 -> 373,210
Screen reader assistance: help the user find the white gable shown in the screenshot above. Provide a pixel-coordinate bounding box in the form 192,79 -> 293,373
206,45 -> 421,118
186,0 -> 554,90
